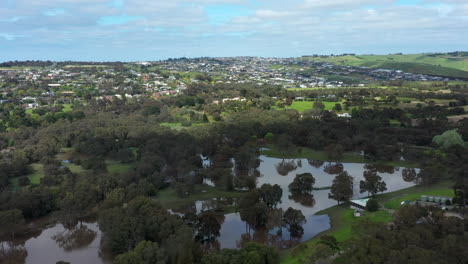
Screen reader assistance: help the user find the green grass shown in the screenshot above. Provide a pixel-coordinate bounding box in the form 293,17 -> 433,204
302,53 -> 468,71
106,160 -> 134,174
10,163 -> 45,187
160,122 -> 206,130
273,100 -> 345,112
261,144 -> 419,168
281,206 -> 393,264
155,185 -> 246,210
384,188 -> 454,209
301,53 -> 468,79
62,104 -> 73,112
376,180 -> 453,206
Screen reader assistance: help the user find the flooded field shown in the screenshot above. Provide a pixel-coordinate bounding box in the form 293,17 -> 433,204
1,156 -> 418,262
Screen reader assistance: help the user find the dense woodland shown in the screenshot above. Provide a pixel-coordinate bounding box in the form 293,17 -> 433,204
0,79 -> 468,264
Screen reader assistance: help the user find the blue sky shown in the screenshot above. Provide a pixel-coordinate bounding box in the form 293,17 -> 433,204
0,0 -> 467,61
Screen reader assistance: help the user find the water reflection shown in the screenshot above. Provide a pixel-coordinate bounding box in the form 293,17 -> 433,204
195,156 -> 418,249
275,160 -> 298,176
308,159 -> 324,168
0,243 -> 27,264
323,163 -> 344,175
289,193 -> 316,207
1,222 -> 110,264
52,223 -> 97,251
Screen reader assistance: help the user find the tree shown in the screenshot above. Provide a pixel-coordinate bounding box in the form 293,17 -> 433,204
201,242 -> 279,264
289,173 -> 315,194
432,129 -> 465,149
402,168 -> 417,182
0,209 -> 25,239
329,171 -> 354,204
360,169 -> 387,197
366,198 -> 380,212
115,241 -> 167,264
283,207 -> 306,237
259,184 -> 283,208
313,101 -> 325,111
196,212 -> 221,243
333,103 -> 342,112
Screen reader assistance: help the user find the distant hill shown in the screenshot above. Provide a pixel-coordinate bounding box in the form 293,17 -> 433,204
301,52 -> 468,79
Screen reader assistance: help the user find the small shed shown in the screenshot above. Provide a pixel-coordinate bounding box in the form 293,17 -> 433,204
354,210 -> 362,217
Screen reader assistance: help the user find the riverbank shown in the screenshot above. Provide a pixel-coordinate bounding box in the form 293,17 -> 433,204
280,180 -> 454,264
260,144 -> 419,168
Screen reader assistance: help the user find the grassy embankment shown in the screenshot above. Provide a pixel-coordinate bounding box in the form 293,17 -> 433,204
154,185 -> 246,212
260,144 -> 419,168
301,53 -> 468,79
281,180 -> 454,264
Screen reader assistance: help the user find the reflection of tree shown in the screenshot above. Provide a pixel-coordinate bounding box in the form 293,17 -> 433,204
297,160 -> 302,168
402,168 -> 417,182
308,159 -> 324,168
275,160 -> 298,176
234,171 -> 257,190
0,243 -> 27,264
266,209 -> 284,230
364,164 -> 395,174
289,192 -> 316,207
52,224 -> 97,251
323,163 -> 344,175
283,208 -> 306,238
195,212 -> 223,244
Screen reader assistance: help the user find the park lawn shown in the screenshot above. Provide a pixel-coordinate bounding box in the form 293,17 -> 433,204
155,185 -> 246,210
281,206 -> 393,264
261,144 -> 419,168
25,163 -> 44,185
160,122 -> 206,130
288,101 -> 314,112
10,163 -> 45,187
106,160 -> 134,174
384,188 -> 454,209
61,104 -> 73,112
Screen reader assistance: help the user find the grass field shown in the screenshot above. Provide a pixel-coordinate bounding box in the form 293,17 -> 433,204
160,122 -> 206,130
261,144 -> 419,168
10,163 -> 45,187
301,53 -> 468,78
274,100 -> 344,112
383,187 -> 454,209
281,206 -> 393,264
106,160 -> 134,174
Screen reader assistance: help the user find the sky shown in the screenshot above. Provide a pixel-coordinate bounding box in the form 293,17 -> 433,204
0,0 -> 467,61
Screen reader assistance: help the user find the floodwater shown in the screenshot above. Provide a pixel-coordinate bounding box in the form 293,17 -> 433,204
184,156 -> 417,248
1,156 -> 418,262
1,221 -> 111,264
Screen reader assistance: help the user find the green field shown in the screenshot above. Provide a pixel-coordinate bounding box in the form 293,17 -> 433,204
384,188 -> 454,209
106,160 -> 134,174
10,163 -> 45,186
274,100 -> 344,112
281,206 -> 393,264
302,53 -> 468,79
